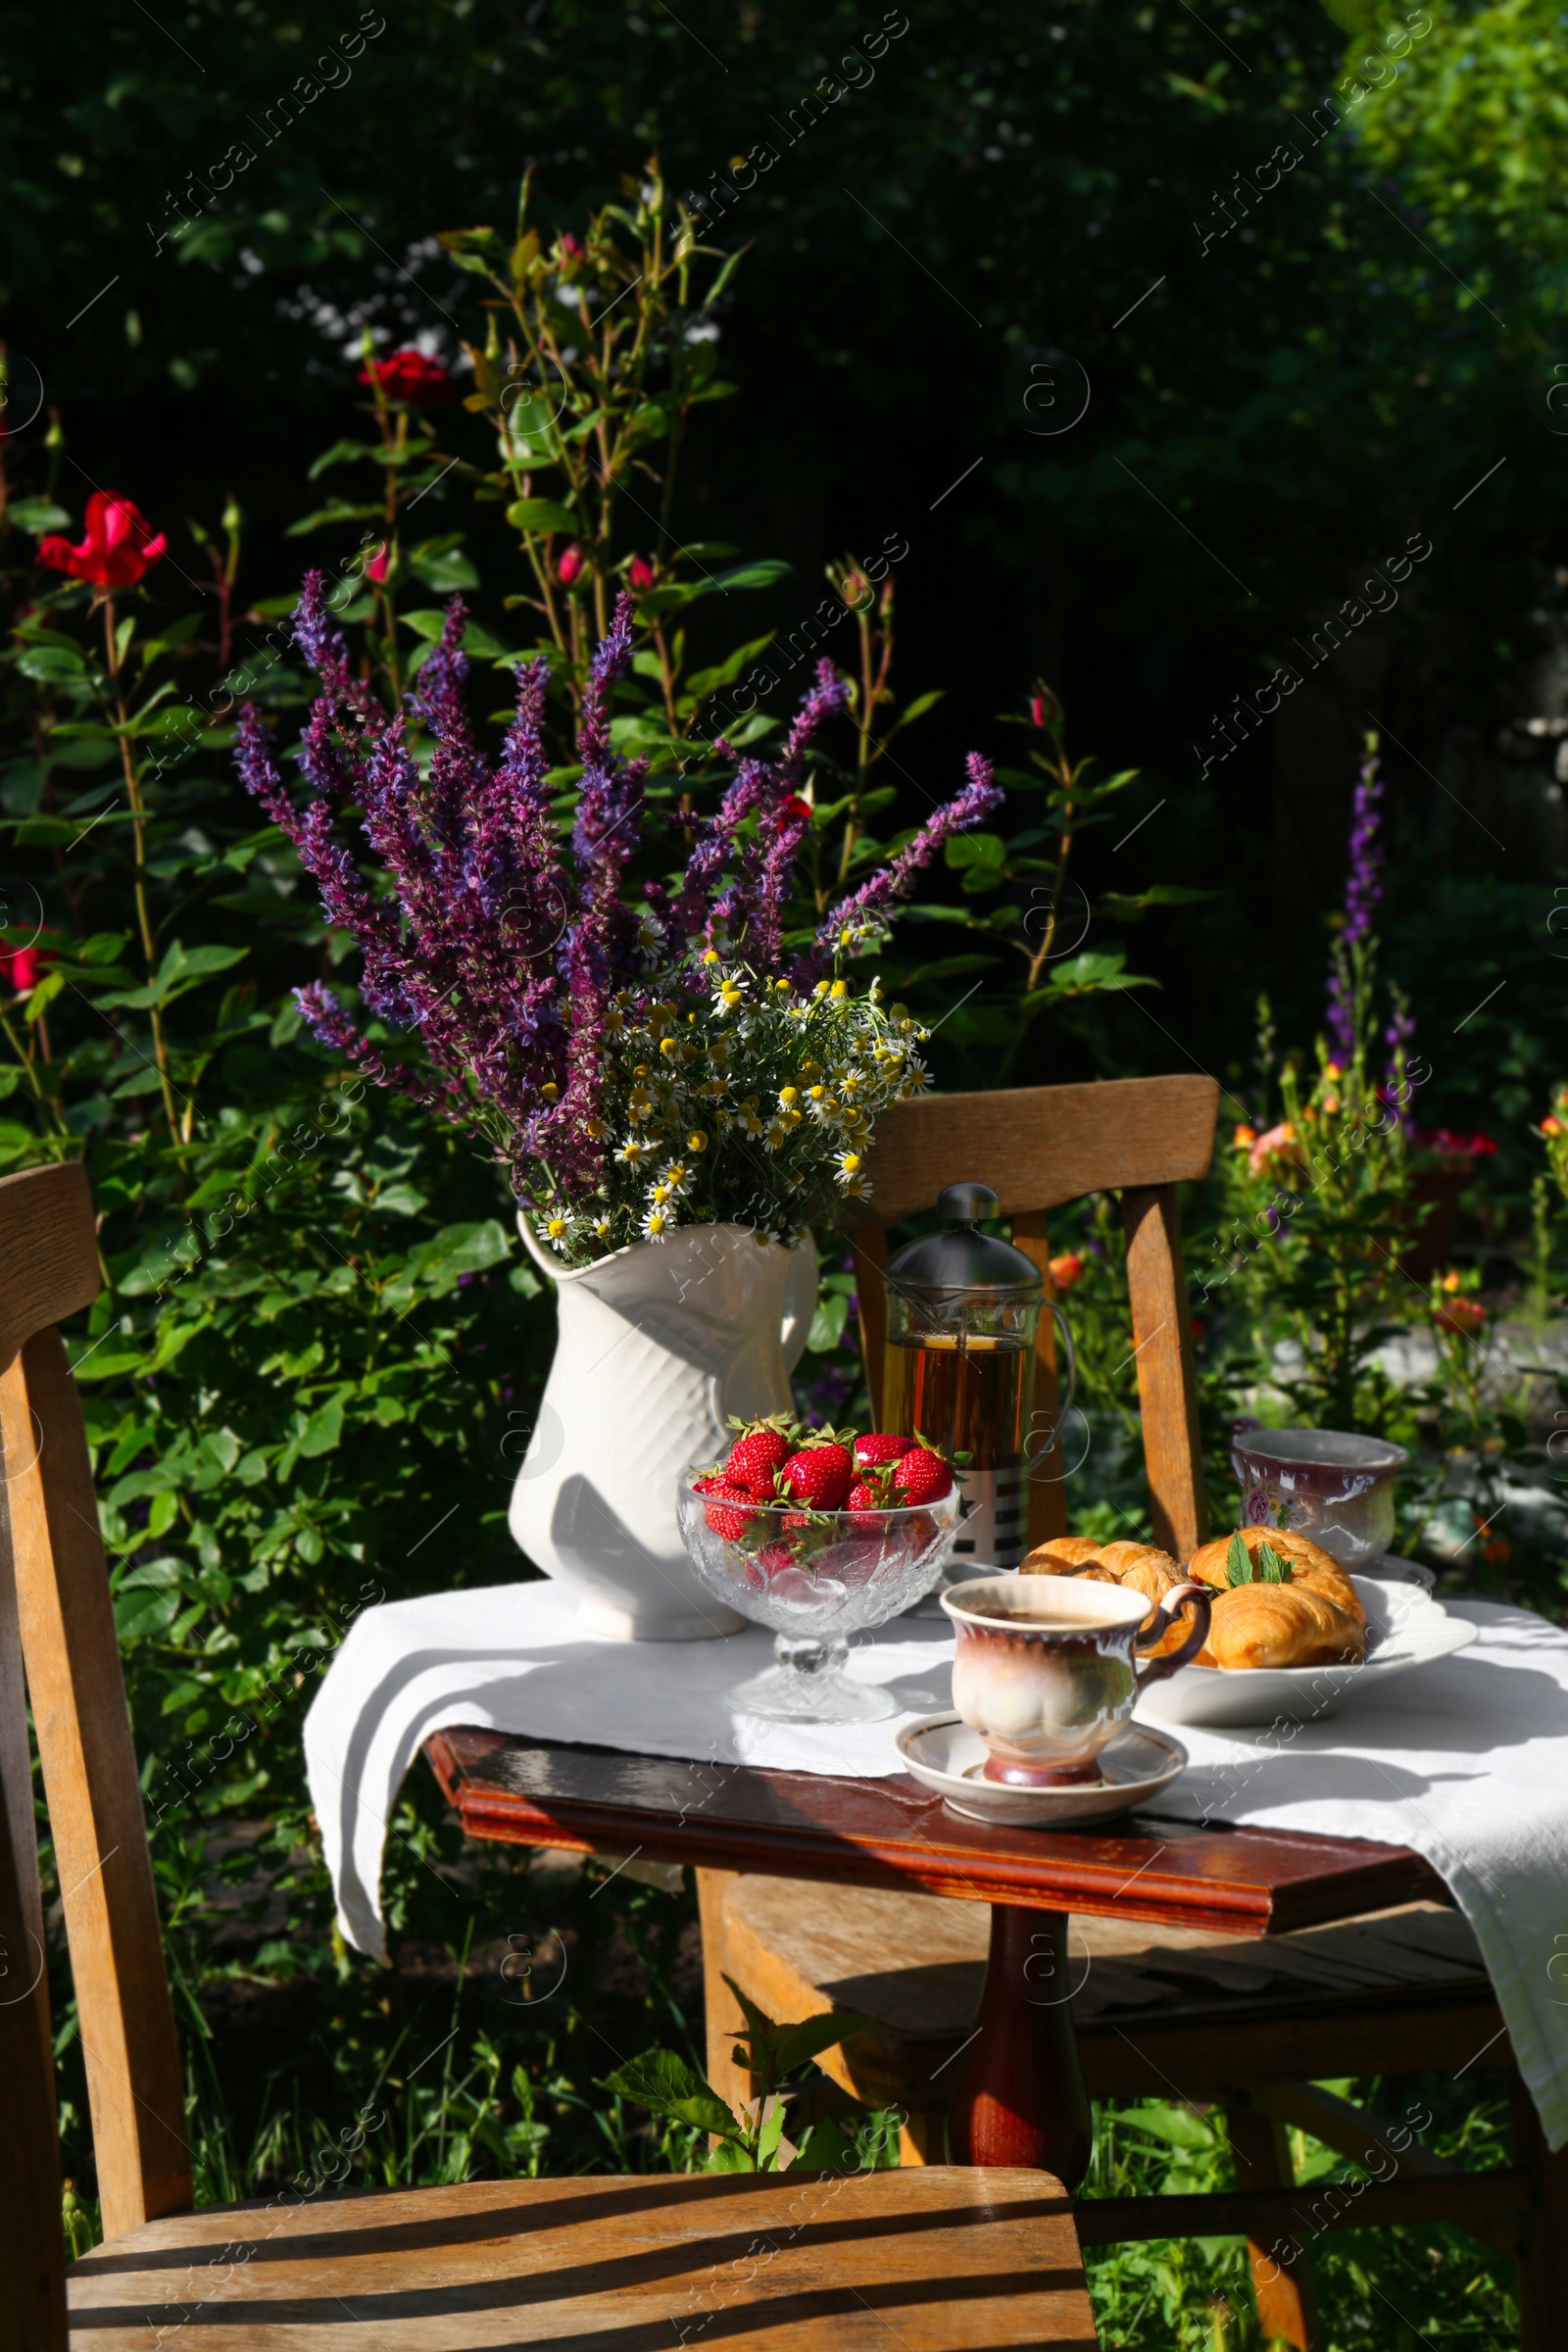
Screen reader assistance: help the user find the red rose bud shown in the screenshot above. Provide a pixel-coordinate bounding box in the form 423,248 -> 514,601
0,937 -> 56,995
1435,1297 -> 1485,1338
557,542 -> 585,586
364,543 -> 390,584
358,349 -> 455,408
37,491 -> 166,589
628,556 -> 655,591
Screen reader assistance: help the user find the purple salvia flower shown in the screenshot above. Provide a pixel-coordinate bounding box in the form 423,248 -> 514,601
1326,734 -> 1384,1062
800,753 -> 1004,983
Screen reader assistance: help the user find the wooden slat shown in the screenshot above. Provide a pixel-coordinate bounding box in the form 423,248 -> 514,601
0,1162 -> 99,1376
1077,1990 -> 1504,2098
1121,1185 -> 1207,1559
854,1076 -> 1219,1223
8,1328 -> 190,2237
1076,2170 -> 1530,2246
0,1667 -> 67,2352
0,1453 -> 50,2104
68,2168 -> 1097,2350
1224,2097 -> 1317,2348
426,1731 -> 1446,1936
1011,1212 -> 1069,1547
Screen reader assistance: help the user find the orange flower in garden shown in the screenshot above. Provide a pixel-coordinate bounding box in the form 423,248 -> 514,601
1248,1119 -> 1301,1177
1435,1293 -> 1485,1338
37,491 -> 166,589
1232,1123 -> 1257,1149
1049,1251 -> 1084,1291
1540,1115 -> 1563,1138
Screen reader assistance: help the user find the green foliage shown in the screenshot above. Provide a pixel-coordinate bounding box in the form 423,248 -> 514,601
599,1978 -> 868,2172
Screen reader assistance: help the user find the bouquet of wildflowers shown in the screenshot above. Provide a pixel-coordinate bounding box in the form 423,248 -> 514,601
238,579 -> 1001,1263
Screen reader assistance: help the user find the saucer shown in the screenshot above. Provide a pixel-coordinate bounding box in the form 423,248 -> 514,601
895,1714 -> 1189,1826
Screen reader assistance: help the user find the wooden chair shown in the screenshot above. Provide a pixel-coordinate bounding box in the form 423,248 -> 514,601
698,1076 -> 1567,2352
0,1160 -> 1097,2352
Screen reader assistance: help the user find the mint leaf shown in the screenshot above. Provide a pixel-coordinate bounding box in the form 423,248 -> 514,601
1226,1530 -> 1254,1587
1256,1542 -> 1293,1585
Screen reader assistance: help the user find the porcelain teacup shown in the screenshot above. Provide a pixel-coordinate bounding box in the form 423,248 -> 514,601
942,1573 -> 1213,1787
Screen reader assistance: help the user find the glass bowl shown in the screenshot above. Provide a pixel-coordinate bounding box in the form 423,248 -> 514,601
674,1474 -> 963,1723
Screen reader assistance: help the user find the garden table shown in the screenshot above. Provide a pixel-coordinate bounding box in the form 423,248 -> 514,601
422,1726 -> 1445,2186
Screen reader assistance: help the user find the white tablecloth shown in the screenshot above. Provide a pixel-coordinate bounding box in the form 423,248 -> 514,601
304,1581 -> 1568,2147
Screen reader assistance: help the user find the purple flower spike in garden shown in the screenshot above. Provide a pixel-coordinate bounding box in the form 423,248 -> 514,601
238,580 -> 1002,1262
1325,730 -> 1385,1067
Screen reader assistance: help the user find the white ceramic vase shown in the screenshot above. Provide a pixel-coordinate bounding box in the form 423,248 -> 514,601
509,1217 -> 819,1640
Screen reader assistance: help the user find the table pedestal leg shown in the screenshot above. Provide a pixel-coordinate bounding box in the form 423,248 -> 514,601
945,1905 -> 1092,2188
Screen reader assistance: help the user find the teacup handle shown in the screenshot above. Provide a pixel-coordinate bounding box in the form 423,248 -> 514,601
1132,1581 -> 1213,1686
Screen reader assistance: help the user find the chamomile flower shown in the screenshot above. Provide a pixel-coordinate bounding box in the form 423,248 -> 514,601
614,1136 -> 651,1168
711,969 -> 748,1017
834,1150 -> 869,1196
641,1204 -> 675,1242
763,1121 -> 791,1153
736,1099 -> 765,1138
541,1210 -> 577,1254
592,1215 -> 614,1244
657,1159 -> 693,1196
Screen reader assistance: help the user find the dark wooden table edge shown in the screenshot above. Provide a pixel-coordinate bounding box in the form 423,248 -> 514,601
423,1730 -> 1450,1939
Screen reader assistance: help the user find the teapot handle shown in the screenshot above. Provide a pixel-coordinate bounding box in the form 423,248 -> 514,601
1021,1305 -> 1079,1471
1133,1582 -> 1213,1686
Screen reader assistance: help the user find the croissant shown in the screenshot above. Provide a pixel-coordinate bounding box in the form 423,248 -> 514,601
1021,1538 -> 1191,1653
1186,1526 -> 1365,1669
1188,1525 -> 1365,1631
1199,1581 -> 1365,1670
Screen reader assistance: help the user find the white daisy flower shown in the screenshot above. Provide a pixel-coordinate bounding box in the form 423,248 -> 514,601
614,1136 -> 651,1167
641,1204 -> 675,1242
541,1210 -> 577,1254
657,1159 -> 693,1196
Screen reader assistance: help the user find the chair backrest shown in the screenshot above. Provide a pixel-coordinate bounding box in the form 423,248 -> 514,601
0,1160 -> 191,2310
855,1074 -> 1219,1561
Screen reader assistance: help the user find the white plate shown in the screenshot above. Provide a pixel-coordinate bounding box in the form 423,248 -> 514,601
1134,1574 -> 1477,1730
895,1713 -> 1189,1826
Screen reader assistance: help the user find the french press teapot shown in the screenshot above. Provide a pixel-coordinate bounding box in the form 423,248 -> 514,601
882,1181 -> 1075,1569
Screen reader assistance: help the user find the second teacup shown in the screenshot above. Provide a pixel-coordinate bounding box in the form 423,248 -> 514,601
943,1573 -> 1212,1787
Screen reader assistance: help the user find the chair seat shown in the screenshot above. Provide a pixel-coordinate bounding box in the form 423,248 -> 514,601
67,2166 -> 1096,2349
719,1878 -> 1502,2115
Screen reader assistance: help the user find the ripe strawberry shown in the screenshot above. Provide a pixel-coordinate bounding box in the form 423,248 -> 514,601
757,1539 -> 797,1578
892,1446 -> 954,1505
853,1433 -> 908,1469
723,1426 -> 793,1495
700,1479 -> 759,1540
846,1478 -> 885,1514
779,1442 -> 854,1511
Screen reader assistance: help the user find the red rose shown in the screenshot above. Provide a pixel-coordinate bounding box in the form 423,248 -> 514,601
37,492 -> 167,590
628,556 -> 655,591
358,349 -> 455,408
557,542 -> 585,586
0,937 -> 56,995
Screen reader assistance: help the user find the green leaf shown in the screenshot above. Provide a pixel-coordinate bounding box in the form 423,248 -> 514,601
297,1395 -> 346,1458
710,560 -> 792,593
944,832 -> 1008,870
772,2011 -> 867,2076
505,497 -> 577,535
16,646 -> 90,685
597,2049 -> 737,2138
1226,1531 -> 1254,1588
409,541 -> 479,592
308,439 -> 384,479
7,499 -> 71,534
791,2116 -> 857,2172
1256,1541 -> 1293,1585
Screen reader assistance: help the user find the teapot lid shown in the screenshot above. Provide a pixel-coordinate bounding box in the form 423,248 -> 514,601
883,1182 -> 1044,1296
